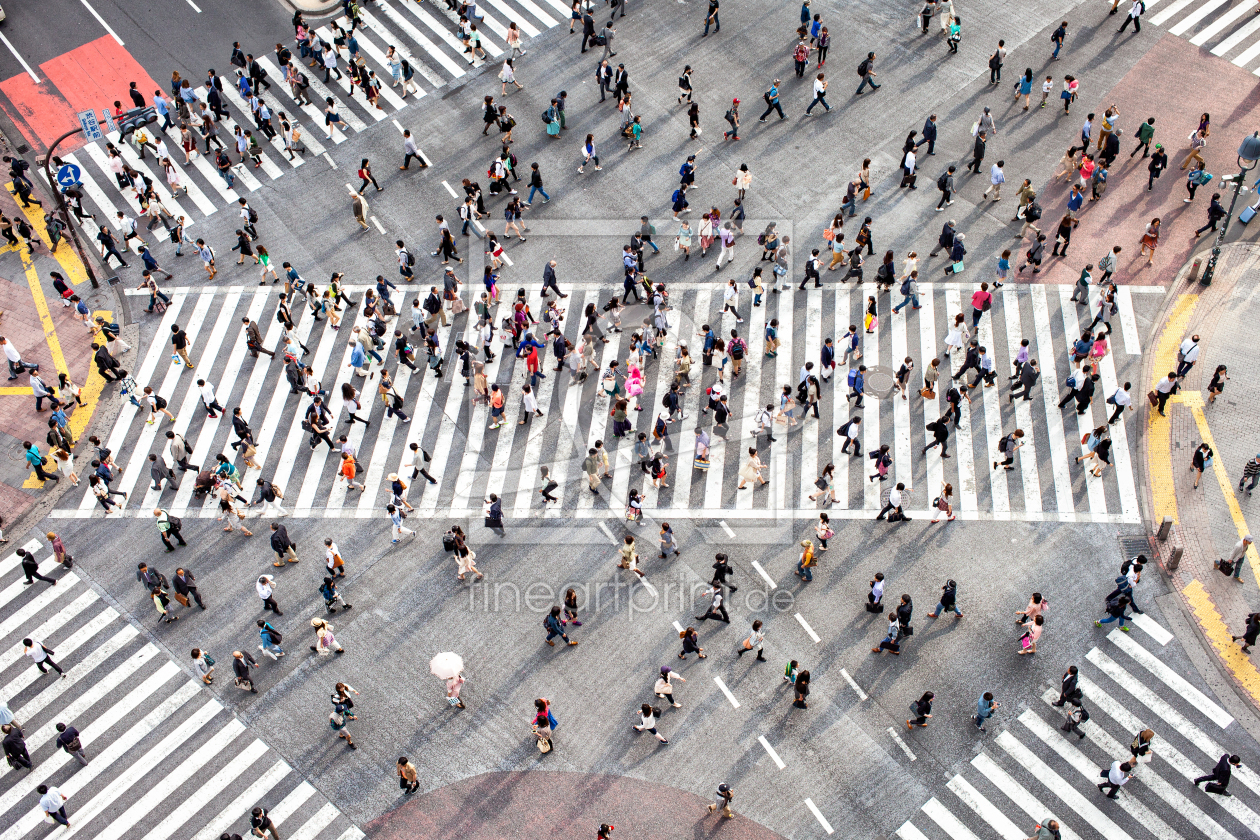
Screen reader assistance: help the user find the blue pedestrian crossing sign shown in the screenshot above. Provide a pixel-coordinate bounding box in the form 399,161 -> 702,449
55,164 -> 81,189
76,109 -> 103,142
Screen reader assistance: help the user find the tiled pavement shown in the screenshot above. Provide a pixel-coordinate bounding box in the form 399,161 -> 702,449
1142,242 -> 1260,707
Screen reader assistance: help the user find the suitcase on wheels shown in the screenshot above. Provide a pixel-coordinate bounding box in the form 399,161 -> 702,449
1240,204 -> 1257,225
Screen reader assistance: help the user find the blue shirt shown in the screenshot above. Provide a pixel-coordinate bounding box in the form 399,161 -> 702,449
1067,191 -> 1083,212
351,345 -> 367,368
153,96 -> 169,117
24,446 -> 42,467
977,695 -> 995,719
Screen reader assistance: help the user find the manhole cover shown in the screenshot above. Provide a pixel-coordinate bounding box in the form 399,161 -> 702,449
865,365 -> 897,399
1118,535 -> 1152,562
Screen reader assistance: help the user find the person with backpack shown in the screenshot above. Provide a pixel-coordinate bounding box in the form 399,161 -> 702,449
758,79 -> 784,121
1095,592 -> 1132,630
855,52 -> 879,94
723,98 -> 740,140
1118,0 -> 1145,33
1061,703 -> 1089,739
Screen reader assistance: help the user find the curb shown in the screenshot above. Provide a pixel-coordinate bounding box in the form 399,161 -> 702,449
1135,245 -> 1260,739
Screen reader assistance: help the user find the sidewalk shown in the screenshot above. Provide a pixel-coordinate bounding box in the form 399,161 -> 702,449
0,184 -> 116,525
1142,241 -> 1260,708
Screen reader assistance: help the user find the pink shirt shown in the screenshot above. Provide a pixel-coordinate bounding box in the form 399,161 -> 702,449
971,290 -> 991,311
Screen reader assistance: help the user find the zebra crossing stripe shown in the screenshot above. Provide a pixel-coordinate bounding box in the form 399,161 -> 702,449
1075,674 -> 1260,834
190,759 -> 292,840
73,146 -> 127,229
361,6 -> 456,84
288,802 -> 342,840
0,563 -> 71,641
90,720 -> 246,840
1213,12 -> 1260,55
1018,710 -> 1184,840
1171,0 -> 1231,35
254,54 -> 349,144
0,539 -> 43,577
115,141 -> 198,220
1030,285 -> 1075,517
970,752 -> 1081,840
1002,291 -> 1042,512
895,821 -> 930,840
0,678 -> 199,840
217,79 -> 304,169
945,775 -> 1025,840
269,780 -> 317,826
1035,690 -> 1234,840
332,18 -> 413,109
0,590 -> 97,671
1057,286 -> 1107,515
995,730 -> 1135,840
1107,628 -> 1233,727
921,796 -> 981,840
137,739 -> 270,840
944,290 -> 977,513
1085,648 -> 1260,796
193,88 -> 277,186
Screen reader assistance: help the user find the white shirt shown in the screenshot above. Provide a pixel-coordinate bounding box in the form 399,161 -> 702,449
1180,338 -> 1199,363
199,382 -> 217,404
1156,376 -> 1177,394
1107,760 -> 1129,786
1129,0 -> 1143,15
990,164 -> 1005,185
39,788 -> 65,814
871,579 -> 884,600
326,542 -> 341,563
256,576 -> 274,599
813,78 -> 827,97
1111,387 -> 1131,407
889,487 -> 903,507
2,342 -> 20,363
904,149 -> 916,175
1041,79 -> 1053,95
25,641 -> 48,663
523,391 -> 538,412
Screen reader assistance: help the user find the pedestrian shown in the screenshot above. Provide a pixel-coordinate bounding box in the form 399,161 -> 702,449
907,692 -> 934,728
173,567 -> 204,609
1095,593 -> 1132,630
1214,534 -> 1252,582
927,579 -> 963,618
695,584 -> 730,622
654,666 -> 685,708
708,784 -> 734,817
329,702 -> 356,749
974,691 -> 999,731
1118,0 -> 1144,33
871,611 -> 901,655
633,703 -> 668,744
545,605 -> 578,646
855,52 -> 879,94
23,638 -> 64,677
866,572 -> 885,613
311,617 -> 344,655
52,721 -> 87,766
795,540 -> 816,581
38,785 -> 70,826
192,648 -> 214,683
1019,614 -> 1044,655
3,723 -> 31,768
256,575 -> 282,615
1098,759 -> 1133,798
397,756 -> 420,794
19,548 -> 56,586
1191,441 -> 1213,489
1233,613 -> 1260,653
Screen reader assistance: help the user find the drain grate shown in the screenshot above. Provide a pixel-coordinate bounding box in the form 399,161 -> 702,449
1118,535 -> 1152,561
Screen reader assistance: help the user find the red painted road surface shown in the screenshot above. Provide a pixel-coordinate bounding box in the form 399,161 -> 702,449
0,36 -> 161,155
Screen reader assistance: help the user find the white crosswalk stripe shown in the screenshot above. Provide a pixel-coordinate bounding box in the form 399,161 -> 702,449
53,284 -> 1146,522
1149,0 -> 1260,76
62,0 -> 577,227
0,544 -> 361,840
898,617 -> 1260,840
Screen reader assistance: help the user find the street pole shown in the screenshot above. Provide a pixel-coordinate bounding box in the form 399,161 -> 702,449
1199,172 -> 1245,286
39,126 -> 100,289
1201,131 -> 1260,286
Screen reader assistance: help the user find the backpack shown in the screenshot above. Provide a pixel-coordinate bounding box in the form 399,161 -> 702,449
406,250 -> 415,267
847,368 -> 858,387
248,207 -> 259,223
203,654 -> 215,667
1024,202 -> 1042,221
857,59 -> 869,76
154,395 -> 168,409
937,171 -> 949,191
267,627 -> 283,643
900,277 -> 912,296
730,339 -> 744,360
988,52 -> 1000,70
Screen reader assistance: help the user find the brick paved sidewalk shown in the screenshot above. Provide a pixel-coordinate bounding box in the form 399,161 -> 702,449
1141,242 -> 1260,708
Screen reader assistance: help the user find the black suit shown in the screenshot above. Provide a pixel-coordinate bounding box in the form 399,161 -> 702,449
1052,669 -> 1081,706
581,14 -> 596,51
3,731 -> 31,768
1194,753 -> 1235,792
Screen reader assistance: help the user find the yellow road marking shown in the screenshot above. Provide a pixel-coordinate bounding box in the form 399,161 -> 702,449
1183,578 -> 1260,704
0,387 -> 33,395
21,248 -> 68,375
1183,390 -> 1260,586
1147,294 -> 1198,525
10,181 -> 90,286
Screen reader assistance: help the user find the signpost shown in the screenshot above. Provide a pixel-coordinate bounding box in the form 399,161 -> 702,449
55,163 -> 81,190
75,110 -> 103,142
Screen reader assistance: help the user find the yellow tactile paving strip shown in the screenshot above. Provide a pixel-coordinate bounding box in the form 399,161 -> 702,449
1148,293 -> 1197,525
1184,579 -> 1260,703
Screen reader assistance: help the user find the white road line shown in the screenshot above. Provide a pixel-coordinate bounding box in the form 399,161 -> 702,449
1151,0 -> 1197,25
217,79 -> 302,171
288,802 -> 342,840
1074,675 -> 1260,834
270,781 -> 317,826
735,281 -> 767,514
1086,648 -> 1260,795
1036,689 -> 1235,840
371,215 -> 386,234
794,612 -> 821,643
757,735 -> 785,769
315,26 -> 392,122
917,288 -> 939,512
332,829 -> 365,840
713,676 -> 740,708
946,775 -> 1025,840
944,290 -> 977,512
1127,612 -> 1172,645
335,16 -> 418,108
50,698 -> 222,833
996,730 -> 1135,840
672,620 -> 684,633
71,148 -> 127,229
0,590 -> 97,671
975,311 -> 1009,518
1002,291 -> 1042,513
138,739 -> 269,840
888,727 -> 917,761
719,519 -> 735,538
750,560 -> 776,588
184,0 -> 202,10
190,760 -> 292,840
154,119 -> 239,203
399,0 -> 484,67
890,296 -> 912,490
596,521 -> 617,545
1030,285 -> 1075,518
804,799 -> 834,835
1170,0 -> 1231,35
0,677 -> 198,840
0,566 -> 74,645
1058,286 -> 1106,515
442,180 -> 460,198
839,668 -> 867,700
78,0 -> 125,44
514,299 -> 575,514
0,539 -> 44,580
897,821 -> 931,840
799,295 -> 822,506
664,288 -> 710,512
923,798 -> 979,840
362,6 -> 457,84
1215,13 -> 1260,56
1106,629 -> 1232,727
1020,709 -> 1184,840
1115,286 -> 1140,354
1092,330 -> 1141,522
771,278 -> 792,513
971,752 -> 1080,840
0,33 -> 39,82
324,152 -> 338,166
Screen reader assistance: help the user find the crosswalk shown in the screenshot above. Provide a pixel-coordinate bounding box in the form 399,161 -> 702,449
1149,0 -> 1260,73
0,539 -> 362,840
896,614 -> 1260,840
51,280 -> 1151,522
57,0 -> 574,225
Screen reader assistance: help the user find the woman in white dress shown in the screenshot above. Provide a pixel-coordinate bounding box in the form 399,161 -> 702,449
737,447 -> 767,490
161,157 -> 185,197
499,58 -> 524,95
942,312 -> 970,360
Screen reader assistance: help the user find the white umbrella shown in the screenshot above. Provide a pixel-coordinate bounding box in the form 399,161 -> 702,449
429,652 -> 464,680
